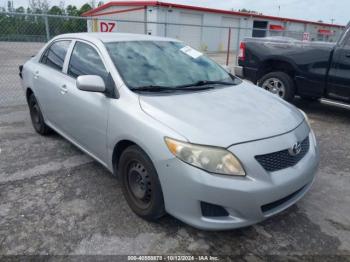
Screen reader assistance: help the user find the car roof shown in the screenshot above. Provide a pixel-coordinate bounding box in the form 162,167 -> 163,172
53,32 -> 180,44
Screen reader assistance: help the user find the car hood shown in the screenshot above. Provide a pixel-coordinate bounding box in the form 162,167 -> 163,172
139,81 -> 304,147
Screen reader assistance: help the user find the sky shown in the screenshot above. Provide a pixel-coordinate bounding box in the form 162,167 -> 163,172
2,0 -> 348,26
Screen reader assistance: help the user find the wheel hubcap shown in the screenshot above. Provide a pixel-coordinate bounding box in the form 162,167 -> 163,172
262,78 -> 286,98
127,161 -> 151,206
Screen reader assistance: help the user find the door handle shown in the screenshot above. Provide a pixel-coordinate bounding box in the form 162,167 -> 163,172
34,71 -> 39,79
60,84 -> 68,95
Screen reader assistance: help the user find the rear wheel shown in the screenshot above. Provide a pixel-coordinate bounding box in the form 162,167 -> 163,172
119,145 -> 165,221
258,71 -> 295,102
28,93 -> 51,135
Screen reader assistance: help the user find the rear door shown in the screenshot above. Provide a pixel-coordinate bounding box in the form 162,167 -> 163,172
327,29 -> 350,101
34,40 -> 71,125
59,40 -> 110,163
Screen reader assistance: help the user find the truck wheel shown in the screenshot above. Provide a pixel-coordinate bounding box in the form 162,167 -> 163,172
258,72 -> 295,102
119,145 -> 166,221
28,93 -> 52,135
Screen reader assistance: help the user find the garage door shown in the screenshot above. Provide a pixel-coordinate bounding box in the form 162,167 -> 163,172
221,17 -> 240,51
179,13 -> 202,49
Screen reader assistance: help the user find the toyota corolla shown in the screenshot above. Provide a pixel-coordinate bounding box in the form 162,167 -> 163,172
20,33 -> 319,230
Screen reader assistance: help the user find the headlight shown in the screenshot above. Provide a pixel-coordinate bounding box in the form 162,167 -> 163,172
299,109 -> 311,127
164,137 -> 245,176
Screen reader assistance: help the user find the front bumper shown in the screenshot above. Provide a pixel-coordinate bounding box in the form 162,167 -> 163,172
156,121 -> 319,230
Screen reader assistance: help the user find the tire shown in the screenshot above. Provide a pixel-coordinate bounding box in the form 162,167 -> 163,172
258,71 -> 295,102
118,145 -> 165,221
28,93 -> 51,135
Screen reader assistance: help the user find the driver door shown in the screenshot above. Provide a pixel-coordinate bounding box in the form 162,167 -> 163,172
58,40 -> 111,163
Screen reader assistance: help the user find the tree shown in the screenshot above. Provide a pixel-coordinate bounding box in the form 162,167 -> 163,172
237,8 -> 263,15
0,1 -> 94,42
66,5 -> 78,16
98,1 -> 104,7
29,0 -> 50,13
78,3 -> 92,15
48,5 -> 63,15
59,1 -> 65,12
16,7 -> 25,13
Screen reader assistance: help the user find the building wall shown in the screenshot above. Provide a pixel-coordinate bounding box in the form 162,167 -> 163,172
155,7 -> 246,51
86,5 -> 344,52
306,24 -> 342,42
87,5 -> 147,34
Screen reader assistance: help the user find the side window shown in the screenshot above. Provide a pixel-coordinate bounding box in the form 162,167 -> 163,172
68,42 -> 108,82
40,40 -> 71,71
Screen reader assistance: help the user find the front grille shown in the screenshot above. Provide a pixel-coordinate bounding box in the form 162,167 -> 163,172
255,136 -> 310,172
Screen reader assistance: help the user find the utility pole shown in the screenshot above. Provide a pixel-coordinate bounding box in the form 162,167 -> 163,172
330,18 -> 335,24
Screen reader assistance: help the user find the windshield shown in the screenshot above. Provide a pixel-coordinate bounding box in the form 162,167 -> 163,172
105,41 -> 238,90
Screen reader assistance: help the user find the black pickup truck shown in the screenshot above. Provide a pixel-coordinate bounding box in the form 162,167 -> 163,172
235,23 -> 350,103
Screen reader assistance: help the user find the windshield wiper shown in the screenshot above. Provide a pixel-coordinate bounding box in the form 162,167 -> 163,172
130,85 -> 214,92
178,80 -> 237,88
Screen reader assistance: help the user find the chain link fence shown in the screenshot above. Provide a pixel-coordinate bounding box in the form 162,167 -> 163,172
0,11 -> 340,107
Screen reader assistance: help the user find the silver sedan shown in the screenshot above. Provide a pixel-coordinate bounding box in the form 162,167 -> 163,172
20,33 -> 319,230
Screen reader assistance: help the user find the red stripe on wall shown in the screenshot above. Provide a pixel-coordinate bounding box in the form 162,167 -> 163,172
86,6 -> 146,17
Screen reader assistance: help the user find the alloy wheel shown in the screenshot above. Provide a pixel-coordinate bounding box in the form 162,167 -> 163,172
262,77 -> 286,98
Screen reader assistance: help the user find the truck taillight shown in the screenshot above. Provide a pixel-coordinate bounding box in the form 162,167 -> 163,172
238,42 -> 246,61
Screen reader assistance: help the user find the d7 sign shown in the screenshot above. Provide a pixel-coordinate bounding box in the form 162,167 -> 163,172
100,21 -> 116,32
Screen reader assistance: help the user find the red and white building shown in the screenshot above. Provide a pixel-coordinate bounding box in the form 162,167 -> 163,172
82,1 -> 345,52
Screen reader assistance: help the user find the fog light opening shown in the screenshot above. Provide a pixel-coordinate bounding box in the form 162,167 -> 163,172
200,201 -> 229,217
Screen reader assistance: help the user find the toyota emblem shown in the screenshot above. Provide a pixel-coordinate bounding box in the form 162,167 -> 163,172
288,142 -> 302,156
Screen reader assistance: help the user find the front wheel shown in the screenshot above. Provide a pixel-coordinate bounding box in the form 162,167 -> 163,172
118,145 -> 165,221
258,71 -> 295,102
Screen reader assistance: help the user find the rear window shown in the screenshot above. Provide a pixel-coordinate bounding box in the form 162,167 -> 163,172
40,40 -> 71,71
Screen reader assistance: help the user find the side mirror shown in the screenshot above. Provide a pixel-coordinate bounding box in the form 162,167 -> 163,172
76,75 -> 106,93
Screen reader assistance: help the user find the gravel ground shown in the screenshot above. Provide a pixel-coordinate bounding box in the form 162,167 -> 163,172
0,98 -> 349,260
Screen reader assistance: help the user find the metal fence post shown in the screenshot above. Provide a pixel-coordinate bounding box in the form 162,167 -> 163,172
226,27 -> 231,66
236,27 -> 241,57
44,14 -> 50,41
